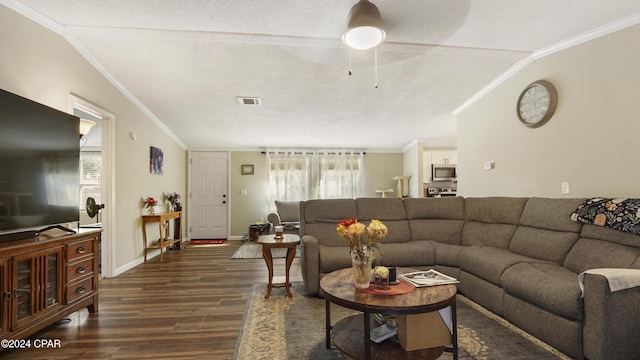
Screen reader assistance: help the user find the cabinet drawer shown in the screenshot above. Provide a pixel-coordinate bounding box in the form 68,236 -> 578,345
66,257 -> 94,282
66,276 -> 95,304
67,239 -> 95,261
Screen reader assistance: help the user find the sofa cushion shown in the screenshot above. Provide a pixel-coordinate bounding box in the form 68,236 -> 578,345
403,197 -> 465,220
409,219 -> 464,245
355,198 -> 411,244
376,220 -> 412,244
275,200 -> 300,222
509,226 -> 579,264
519,197 -> 584,232
501,262 -> 583,321
459,246 -> 539,285
563,238 -> 640,274
434,242 -> 464,267
462,197 -> 527,248
305,223 -> 349,247
464,197 -> 528,224
302,199 -> 357,223
580,223 -> 640,248
375,241 -> 434,267
461,221 -> 518,248
356,197 -> 407,221
319,245 -> 381,274
318,245 -> 353,273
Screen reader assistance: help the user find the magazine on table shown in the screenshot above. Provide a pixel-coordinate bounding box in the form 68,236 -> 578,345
398,269 -> 459,287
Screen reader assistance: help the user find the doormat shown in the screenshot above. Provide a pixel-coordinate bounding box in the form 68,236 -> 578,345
190,239 -> 226,245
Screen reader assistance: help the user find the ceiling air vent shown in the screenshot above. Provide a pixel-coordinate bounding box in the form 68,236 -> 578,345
236,97 -> 261,106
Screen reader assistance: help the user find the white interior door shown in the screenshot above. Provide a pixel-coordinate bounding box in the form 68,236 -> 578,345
190,151 -> 228,239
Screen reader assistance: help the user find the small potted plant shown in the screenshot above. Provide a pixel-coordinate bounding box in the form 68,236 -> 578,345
143,196 -> 158,215
166,192 -> 181,212
374,266 -> 390,290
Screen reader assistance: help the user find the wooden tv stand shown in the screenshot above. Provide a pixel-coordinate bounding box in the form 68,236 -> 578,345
0,228 -> 101,343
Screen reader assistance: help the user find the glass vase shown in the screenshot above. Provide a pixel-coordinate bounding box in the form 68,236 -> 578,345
350,246 -> 371,289
375,275 -> 390,290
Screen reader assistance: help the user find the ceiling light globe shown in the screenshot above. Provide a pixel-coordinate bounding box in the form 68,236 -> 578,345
343,26 -> 386,50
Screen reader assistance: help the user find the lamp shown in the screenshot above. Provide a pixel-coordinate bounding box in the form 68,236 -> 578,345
342,0 -> 386,50
79,118 -> 96,139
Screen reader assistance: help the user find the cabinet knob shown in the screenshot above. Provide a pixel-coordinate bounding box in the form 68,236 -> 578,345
76,246 -> 86,254
3,292 -> 11,300
76,286 -> 86,294
77,266 -> 86,274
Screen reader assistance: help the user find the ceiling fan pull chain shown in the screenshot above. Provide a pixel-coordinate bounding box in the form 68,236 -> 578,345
348,47 -> 353,76
374,47 -> 378,88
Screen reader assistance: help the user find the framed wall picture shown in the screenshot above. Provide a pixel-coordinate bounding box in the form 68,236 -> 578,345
241,164 -> 254,175
150,146 -> 163,175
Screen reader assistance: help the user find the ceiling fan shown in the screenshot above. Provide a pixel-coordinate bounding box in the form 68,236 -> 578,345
343,0 -> 386,50
342,0 -> 387,87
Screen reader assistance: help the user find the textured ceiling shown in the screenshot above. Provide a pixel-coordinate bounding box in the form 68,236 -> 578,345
9,0 -> 640,151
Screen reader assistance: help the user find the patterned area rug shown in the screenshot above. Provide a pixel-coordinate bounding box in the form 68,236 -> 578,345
233,282 -> 571,360
231,242 -> 300,259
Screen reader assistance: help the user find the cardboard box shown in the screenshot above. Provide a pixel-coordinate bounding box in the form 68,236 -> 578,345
396,310 -> 452,351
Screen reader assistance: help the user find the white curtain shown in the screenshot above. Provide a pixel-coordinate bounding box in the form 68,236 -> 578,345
316,152 -> 362,199
268,152 -> 309,203
267,150 -> 363,206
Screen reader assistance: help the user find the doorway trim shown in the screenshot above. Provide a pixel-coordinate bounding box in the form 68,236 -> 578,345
70,94 -> 116,278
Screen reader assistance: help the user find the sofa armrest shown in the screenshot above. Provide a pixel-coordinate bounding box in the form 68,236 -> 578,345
267,212 -> 281,226
582,272 -> 640,360
300,235 -> 320,295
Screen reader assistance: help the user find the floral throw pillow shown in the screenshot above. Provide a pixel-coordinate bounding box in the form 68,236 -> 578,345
571,197 -> 640,235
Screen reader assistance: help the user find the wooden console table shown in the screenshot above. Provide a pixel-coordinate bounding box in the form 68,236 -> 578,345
141,211 -> 182,262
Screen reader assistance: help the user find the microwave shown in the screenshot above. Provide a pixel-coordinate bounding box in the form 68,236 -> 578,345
432,164 -> 457,181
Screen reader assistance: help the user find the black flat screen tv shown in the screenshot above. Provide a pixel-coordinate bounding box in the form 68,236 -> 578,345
0,88 -> 80,239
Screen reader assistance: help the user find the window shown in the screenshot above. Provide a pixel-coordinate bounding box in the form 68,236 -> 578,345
79,151 -> 101,209
268,150 -> 362,205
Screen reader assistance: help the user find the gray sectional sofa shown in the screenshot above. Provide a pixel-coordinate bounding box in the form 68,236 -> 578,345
298,197 -> 640,360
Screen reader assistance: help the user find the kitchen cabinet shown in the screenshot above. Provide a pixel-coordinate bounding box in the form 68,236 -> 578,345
430,151 -> 457,165
423,150 -> 457,183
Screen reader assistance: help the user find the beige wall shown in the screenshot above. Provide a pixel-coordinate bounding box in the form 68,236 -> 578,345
0,6 -> 187,275
457,24 -> 640,198
228,151 -> 403,237
362,152 -> 404,198
229,152 -> 269,236
402,142 -> 423,198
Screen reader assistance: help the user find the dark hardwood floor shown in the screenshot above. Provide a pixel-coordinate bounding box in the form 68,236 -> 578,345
0,240 -> 303,359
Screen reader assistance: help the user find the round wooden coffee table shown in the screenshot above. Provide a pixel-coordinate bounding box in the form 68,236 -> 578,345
257,234 -> 300,298
320,267 -> 458,360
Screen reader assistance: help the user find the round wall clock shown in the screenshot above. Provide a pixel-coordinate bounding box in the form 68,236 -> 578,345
516,80 -> 558,128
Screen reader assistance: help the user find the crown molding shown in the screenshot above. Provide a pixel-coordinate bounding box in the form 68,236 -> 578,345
1,0 -> 187,149
452,12 -> 640,116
